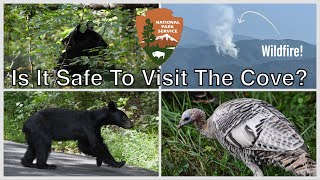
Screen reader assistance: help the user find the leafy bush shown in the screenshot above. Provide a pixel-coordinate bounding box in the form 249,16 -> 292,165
4,4 -> 158,88
101,128 -> 158,171
4,91 -> 159,171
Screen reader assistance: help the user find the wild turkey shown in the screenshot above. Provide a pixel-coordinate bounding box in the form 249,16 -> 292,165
189,92 -> 215,103
162,91 -> 215,104
178,98 -> 316,176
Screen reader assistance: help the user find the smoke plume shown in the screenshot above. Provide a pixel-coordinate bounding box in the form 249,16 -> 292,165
209,5 -> 238,58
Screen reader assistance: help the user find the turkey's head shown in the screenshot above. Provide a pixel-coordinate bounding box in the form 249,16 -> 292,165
178,108 -> 206,130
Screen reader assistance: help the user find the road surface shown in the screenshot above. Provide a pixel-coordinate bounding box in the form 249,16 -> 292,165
4,141 -> 158,176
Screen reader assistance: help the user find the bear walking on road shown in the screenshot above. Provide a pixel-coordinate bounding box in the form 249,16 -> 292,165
21,101 -> 133,169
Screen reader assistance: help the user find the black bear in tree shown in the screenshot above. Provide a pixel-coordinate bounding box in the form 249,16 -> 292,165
56,21 -> 108,75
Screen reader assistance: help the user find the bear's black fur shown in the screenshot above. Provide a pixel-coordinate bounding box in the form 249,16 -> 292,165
21,101 -> 133,169
56,21 -> 108,75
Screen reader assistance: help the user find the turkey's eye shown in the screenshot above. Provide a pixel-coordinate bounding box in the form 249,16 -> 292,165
184,117 -> 190,121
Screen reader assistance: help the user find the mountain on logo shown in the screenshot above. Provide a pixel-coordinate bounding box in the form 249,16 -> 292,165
141,34 -> 179,48
155,34 -> 178,42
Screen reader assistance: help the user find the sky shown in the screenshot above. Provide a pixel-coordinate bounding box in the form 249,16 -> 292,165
161,4 -> 316,44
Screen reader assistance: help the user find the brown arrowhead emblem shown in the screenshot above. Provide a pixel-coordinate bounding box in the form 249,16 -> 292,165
136,8 -> 183,65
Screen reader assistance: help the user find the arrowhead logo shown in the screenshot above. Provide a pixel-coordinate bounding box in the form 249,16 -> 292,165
136,8 -> 183,65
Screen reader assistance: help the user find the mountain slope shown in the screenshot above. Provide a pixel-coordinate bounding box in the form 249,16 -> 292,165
179,26 -> 255,48
162,39 -> 316,89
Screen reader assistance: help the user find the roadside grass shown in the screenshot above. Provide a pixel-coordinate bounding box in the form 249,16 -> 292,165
4,91 -> 159,172
5,126 -> 159,171
161,92 -> 316,176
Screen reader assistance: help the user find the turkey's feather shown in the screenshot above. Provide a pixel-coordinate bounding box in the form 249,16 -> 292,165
211,98 -> 304,151
185,98 -> 316,176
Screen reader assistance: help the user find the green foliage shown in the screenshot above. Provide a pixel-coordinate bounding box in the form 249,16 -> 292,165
4,91 -> 159,171
4,4 -> 158,88
162,92 -> 316,176
142,18 -> 156,47
101,128 -> 158,171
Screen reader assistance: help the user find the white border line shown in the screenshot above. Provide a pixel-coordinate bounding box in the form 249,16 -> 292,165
0,2 -> 4,178
2,89 -> 160,92
316,2 -> 319,178
160,89 -> 317,92
1,1 -> 319,179
159,86 -> 162,177
1,0 -> 320,4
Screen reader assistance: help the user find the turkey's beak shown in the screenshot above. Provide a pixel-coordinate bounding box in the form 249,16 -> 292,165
177,120 -> 187,130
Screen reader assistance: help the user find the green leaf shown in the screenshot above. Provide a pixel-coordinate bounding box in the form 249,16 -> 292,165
298,97 -> 304,104
79,24 -> 87,33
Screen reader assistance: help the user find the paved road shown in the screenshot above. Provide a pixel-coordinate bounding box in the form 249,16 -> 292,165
4,141 -> 158,176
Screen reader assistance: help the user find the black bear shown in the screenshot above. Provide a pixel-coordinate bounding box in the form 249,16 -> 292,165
21,101 -> 133,169
56,21 -> 108,75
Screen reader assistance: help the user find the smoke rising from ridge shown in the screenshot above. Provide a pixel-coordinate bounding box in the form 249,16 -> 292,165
209,5 -> 238,58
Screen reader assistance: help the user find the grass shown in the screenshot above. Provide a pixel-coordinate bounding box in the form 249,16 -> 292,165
49,128 -> 159,171
4,91 -> 159,172
5,118 -> 159,172
161,92 -> 316,176
101,128 -> 159,171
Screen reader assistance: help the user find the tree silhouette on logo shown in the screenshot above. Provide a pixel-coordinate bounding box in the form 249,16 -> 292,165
142,18 -> 156,47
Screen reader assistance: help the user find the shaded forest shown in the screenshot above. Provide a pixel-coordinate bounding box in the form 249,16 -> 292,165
4,4 -> 158,88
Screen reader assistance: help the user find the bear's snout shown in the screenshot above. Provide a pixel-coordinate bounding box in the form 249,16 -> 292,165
123,120 -> 134,129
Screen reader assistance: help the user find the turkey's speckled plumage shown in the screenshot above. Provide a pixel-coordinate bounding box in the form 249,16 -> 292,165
179,98 -> 316,176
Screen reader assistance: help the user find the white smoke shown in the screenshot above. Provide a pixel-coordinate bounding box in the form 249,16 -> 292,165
209,5 -> 238,58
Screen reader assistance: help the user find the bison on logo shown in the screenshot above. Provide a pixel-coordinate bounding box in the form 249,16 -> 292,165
136,8 -> 183,65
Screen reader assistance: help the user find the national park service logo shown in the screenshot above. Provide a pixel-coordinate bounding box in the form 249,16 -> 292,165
136,8 -> 183,65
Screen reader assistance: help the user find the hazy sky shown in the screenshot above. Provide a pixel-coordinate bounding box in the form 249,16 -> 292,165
161,4 -> 316,44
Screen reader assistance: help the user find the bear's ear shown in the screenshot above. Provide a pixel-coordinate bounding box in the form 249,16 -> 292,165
108,101 -> 116,110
